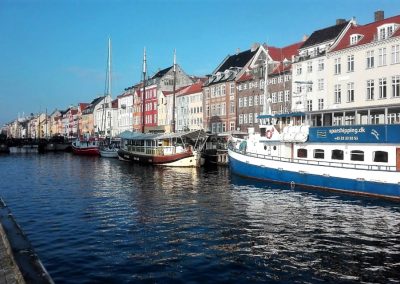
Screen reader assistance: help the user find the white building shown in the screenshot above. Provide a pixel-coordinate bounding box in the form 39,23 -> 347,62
117,88 -> 134,134
176,81 -> 205,132
324,11 -> 400,126
292,19 -> 351,113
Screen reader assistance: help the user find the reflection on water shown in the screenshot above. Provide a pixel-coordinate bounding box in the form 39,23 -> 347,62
0,153 -> 399,283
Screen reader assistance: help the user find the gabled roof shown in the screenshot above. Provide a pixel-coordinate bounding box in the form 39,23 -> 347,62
215,48 -> 258,73
162,86 -> 188,97
151,66 -> 173,79
331,15 -> 400,52
301,21 -> 349,49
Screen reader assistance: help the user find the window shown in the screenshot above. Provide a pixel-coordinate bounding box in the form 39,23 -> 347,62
379,78 -> 387,99
239,114 -> 243,125
318,59 -> 324,71
278,92 -> 283,102
334,84 -> 341,104
307,100 -> 312,111
347,82 -> 354,102
351,150 -> 364,161
297,149 -> 307,158
230,122 -> 235,131
272,93 -> 277,103
318,99 -> 324,110
392,75 -> 400,97
307,61 -> 313,73
347,55 -> 354,72
239,98 -> 243,108
254,113 -> 258,123
243,97 -> 247,107
350,34 -> 361,45
243,114 -> 248,124
366,50 -> 374,68
284,90 -> 290,102
367,80 -> 375,100
230,101 -> 235,113
331,149 -> 344,160
314,149 -> 325,159
334,58 -> 341,74
378,48 -> 387,66
249,113 -> 253,124
249,96 -> 253,106
278,76 -> 283,83
221,85 -> 226,95
378,24 -> 395,40
318,79 -> 324,91
373,151 -> 388,163
230,83 -> 235,95
296,64 -> 302,75
392,44 -> 400,64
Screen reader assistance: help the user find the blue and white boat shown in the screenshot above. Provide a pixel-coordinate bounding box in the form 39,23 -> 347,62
228,112 -> 400,200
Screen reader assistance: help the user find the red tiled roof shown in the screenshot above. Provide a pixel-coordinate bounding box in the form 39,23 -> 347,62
265,41 -> 302,62
78,103 -> 89,111
331,15 -> 400,52
237,72 -> 254,82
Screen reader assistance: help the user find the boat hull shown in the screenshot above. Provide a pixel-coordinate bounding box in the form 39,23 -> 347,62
118,148 -> 200,167
71,145 -> 99,156
100,149 -> 118,158
228,149 -> 400,200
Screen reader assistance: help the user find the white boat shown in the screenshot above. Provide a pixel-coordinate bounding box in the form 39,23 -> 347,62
228,112 -> 400,201
117,130 -> 206,167
99,140 -> 120,158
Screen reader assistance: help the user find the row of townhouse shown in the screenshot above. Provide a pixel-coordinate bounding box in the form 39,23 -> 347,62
6,10 -> 399,139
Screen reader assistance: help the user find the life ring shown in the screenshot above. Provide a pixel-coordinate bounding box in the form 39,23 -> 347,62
266,129 -> 273,139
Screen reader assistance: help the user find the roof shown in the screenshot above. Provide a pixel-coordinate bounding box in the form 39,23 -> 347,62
151,66 -> 173,79
176,81 -> 204,97
215,48 -> 258,73
331,15 -> 400,52
301,21 -> 349,49
237,72 -> 254,83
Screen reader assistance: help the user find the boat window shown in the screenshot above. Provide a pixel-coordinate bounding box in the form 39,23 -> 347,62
331,149 -> 344,160
297,149 -> 307,158
373,151 -> 388,163
350,150 -> 364,161
313,149 -> 324,159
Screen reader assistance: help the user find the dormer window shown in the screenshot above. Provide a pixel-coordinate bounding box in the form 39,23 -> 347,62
350,34 -> 362,45
378,24 -> 397,40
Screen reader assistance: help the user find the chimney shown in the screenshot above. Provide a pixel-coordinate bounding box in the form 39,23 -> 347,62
236,48 -> 240,55
302,34 -> 308,42
375,10 -> 384,22
336,19 -> 346,25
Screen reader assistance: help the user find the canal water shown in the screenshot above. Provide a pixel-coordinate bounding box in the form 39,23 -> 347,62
0,153 -> 399,283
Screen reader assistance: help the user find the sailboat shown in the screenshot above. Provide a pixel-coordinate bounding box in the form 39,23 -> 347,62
117,49 -> 206,167
99,38 -> 119,158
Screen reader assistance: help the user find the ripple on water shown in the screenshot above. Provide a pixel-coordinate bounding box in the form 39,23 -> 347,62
0,154 -> 400,283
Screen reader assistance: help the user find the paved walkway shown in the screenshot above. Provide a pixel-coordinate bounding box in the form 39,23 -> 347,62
0,224 -> 24,284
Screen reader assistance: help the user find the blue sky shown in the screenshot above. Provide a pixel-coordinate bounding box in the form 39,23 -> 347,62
0,0 -> 399,125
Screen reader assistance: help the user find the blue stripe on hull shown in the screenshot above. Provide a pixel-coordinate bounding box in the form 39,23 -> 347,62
229,155 -> 400,199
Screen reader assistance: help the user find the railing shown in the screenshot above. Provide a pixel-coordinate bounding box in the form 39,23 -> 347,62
125,145 -> 180,156
229,145 -> 397,172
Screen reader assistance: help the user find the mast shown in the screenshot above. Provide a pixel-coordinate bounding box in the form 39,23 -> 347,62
172,49 -> 176,133
262,46 -> 271,115
102,37 -> 112,137
141,47 -> 147,133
